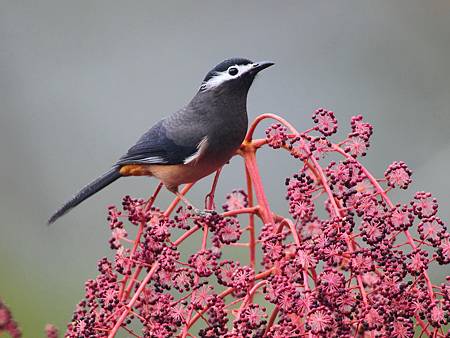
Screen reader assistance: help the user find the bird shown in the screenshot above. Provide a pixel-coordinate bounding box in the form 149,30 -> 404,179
48,57 -> 274,224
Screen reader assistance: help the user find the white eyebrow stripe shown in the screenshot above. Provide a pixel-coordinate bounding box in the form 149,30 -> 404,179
184,136 -> 208,164
201,63 -> 254,90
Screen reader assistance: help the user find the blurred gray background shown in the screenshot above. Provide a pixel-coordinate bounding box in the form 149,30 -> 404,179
1,0 -> 449,335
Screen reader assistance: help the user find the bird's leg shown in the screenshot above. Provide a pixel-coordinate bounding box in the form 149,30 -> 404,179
175,191 -> 198,212
204,168 -> 222,210
144,182 -> 164,212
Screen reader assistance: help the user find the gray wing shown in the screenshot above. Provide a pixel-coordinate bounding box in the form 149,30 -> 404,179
117,109 -> 208,166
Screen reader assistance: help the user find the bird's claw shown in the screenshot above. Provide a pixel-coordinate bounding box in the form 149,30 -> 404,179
193,208 -> 216,218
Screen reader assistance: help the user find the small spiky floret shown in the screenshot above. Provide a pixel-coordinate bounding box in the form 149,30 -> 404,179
0,299 -> 21,338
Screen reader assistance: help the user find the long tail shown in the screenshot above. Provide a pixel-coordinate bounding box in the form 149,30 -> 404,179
48,167 -> 121,224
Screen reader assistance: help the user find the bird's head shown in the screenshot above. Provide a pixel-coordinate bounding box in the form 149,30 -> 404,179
199,58 -> 274,93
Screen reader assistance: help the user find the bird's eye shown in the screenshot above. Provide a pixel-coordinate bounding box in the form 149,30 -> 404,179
228,67 -> 238,76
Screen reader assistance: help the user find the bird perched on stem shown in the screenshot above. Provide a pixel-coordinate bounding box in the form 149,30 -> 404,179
48,57 -> 274,224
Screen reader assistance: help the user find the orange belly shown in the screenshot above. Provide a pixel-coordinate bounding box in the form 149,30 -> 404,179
119,159 -> 222,192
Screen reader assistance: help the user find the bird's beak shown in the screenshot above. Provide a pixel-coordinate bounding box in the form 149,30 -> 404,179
251,61 -> 275,73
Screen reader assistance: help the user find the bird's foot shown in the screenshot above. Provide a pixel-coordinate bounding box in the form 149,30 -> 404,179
192,208 -> 216,218
174,191 -> 216,218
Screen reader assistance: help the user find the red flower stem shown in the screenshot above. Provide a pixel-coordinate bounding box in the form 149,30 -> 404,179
309,156 -> 340,216
284,217 -> 301,246
108,262 -> 159,338
205,168 -> 221,209
222,206 -> 260,218
310,268 -> 317,284
242,147 -> 274,225
146,182 -> 164,212
331,144 -> 436,302
122,266 -> 142,300
417,318 -> 431,337
193,309 -> 209,325
242,113 -> 300,226
242,112 -> 302,222
252,138 -> 268,149
173,225 -> 201,247
237,280 -> 267,316
245,113 -> 299,142
246,166 -> 257,276
264,306 -> 280,336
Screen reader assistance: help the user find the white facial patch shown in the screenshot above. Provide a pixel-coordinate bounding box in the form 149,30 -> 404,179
201,63 -> 255,91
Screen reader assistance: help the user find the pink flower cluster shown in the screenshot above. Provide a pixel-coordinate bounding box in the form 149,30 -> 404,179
65,111 -> 449,337
0,299 -> 59,338
0,298 -> 21,338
